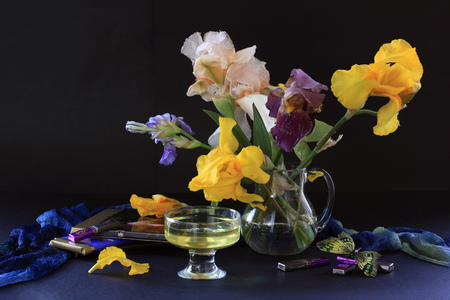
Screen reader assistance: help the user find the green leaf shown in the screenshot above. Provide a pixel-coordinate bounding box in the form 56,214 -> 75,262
212,95 -> 235,119
203,109 -> 221,126
294,119 -> 332,163
303,120 -> 333,143
203,106 -> 251,149
232,124 -> 252,148
252,104 -> 272,159
294,141 -> 312,163
271,144 -> 284,167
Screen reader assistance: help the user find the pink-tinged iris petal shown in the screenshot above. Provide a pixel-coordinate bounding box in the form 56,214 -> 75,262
271,109 -> 315,152
182,31 -> 271,102
227,48 -> 270,99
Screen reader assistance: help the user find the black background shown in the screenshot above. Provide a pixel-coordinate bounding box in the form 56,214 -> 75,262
1,0 -> 449,196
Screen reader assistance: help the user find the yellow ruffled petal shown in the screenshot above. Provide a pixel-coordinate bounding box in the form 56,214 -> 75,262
374,39 -> 423,86
97,245 -> 126,260
399,82 -> 421,105
189,151 -> 232,189
373,95 -> 402,136
202,184 -> 236,202
195,148 -> 224,175
331,64 -> 379,109
234,184 -> 266,210
192,162 -> 242,201
237,146 -> 270,184
374,39 -> 415,63
130,194 -> 184,218
128,261 -> 151,276
375,62 -> 414,94
88,247 -> 150,276
218,117 -> 239,154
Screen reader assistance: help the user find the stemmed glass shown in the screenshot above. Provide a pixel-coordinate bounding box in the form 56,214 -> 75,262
164,206 -> 241,280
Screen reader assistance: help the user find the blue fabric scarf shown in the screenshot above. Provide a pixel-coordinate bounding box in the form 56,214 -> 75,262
320,218 -> 450,267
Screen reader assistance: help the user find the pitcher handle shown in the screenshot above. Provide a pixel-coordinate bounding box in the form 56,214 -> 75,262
308,167 -> 335,232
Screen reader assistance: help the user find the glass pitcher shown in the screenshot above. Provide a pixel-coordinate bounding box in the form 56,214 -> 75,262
241,167 -> 335,256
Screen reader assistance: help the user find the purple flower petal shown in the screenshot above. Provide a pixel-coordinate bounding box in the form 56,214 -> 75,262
159,143 -> 177,166
290,69 -> 328,93
266,69 -> 327,152
285,87 -> 326,110
271,109 -> 315,152
143,113 -> 196,165
266,88 -> 283,118
173,117 -> 195,135
146,113 -> 171,128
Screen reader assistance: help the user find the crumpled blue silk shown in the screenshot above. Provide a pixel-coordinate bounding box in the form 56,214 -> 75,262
0,203 -> 91,287
320,218 -> 450,267
36,203 -> 90,234
0,224 -> 70,287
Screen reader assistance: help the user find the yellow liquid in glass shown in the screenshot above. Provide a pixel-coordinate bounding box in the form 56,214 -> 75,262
165,216 -> 240,250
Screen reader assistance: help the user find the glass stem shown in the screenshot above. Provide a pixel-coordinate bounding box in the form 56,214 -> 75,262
187,250 -> 218,274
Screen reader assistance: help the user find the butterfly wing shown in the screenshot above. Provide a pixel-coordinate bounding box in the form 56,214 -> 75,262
316,231 -> 355,254
355,251 -> 381,277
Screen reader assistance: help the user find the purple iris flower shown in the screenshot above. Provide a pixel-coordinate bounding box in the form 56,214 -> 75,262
146,113 -> 195,165
266,69 -> 328,152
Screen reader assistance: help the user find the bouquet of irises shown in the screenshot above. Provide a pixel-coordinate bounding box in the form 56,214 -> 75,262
126,31 -> 423,212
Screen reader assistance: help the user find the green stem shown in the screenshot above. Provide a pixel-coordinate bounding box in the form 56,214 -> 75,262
298,109 -> 377,169
180,129 -> 214,150
355,109 -> 378,117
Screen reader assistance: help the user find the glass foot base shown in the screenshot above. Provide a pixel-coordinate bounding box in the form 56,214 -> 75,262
177,252 -> 227,280
178,267 -> 226,280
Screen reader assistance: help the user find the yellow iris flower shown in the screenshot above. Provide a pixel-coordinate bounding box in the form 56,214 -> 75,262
188,117 -> 270,209
331,39 -> 423,136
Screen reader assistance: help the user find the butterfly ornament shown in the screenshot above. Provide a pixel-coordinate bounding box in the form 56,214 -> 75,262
316,231 -> 381,277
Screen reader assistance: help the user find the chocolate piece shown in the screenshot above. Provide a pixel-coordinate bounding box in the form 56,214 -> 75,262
277,258 -> 330,272
332,263 -> 356,275
379,261 -> 394,272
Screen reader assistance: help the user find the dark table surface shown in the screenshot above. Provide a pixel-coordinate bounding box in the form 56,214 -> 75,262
1,191 -> 449,300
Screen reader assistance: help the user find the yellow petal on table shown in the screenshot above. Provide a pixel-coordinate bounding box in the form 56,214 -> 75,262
88,247 -> 150,276
130,194 -> 185,218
